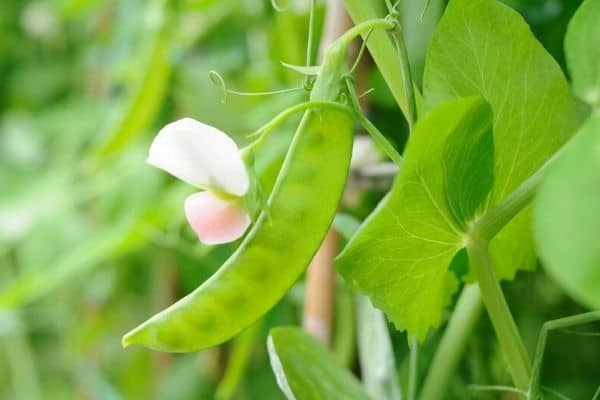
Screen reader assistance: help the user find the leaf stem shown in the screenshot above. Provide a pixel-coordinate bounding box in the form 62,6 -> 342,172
466,238 -> 531,393
390,24 -> 417,130
476,145 -> 564,241
336,18 -> 395,49
344,78 -> 404,166
408,336 -> 419,400
419,284 -> 483,400
342,0 -> 422,122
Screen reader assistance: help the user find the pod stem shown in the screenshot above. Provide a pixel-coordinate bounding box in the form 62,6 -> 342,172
336,18 -> 395,49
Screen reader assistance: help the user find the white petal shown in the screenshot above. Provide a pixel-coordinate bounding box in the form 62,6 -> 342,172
184,191 -> 251,245
147,118 -> 249,196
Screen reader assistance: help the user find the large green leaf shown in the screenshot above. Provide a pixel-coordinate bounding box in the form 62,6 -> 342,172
534,115 -> 600,309
267,327 -> 370,400
423,0 -> 577,279
565,0 -> 600,107
337,97 -> 494,339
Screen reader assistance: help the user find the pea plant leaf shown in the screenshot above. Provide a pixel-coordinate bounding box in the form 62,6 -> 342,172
337,96 -> 494,339
423,0 -> 577,280
534,115 -> 600,309
564,0 -> 600,107
267,327 -> 371,400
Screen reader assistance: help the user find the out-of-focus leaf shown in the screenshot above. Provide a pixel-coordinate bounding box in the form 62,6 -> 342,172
401,0 -> 444,86
357,296 -> 401,400
333,213 -> 361,242
0,216 -> 135,309
564,0 -> 600,107
95,2 -> 173,156
267,326 -> 371,400
534,115 -> 600,309
215,322 -> 262,400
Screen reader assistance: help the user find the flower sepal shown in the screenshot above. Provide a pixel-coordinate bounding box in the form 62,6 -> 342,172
240,148 -> 270,223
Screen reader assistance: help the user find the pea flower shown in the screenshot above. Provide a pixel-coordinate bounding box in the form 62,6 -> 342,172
148,118 -> 251,245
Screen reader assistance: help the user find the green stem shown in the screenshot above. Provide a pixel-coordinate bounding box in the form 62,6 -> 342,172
247,92 -> 404,166
408,336 -> 419,400
336,18 -> 395,49
476,140 -> 567,241
342,0 -> 422,121
466,239 -> 531,393
419,284 -> 483,400
529,311 -> 600,400
390,25 -> 417,130
303,0 -> 317,90
215,322 -> 262,400
245,101 -> 354,150
344,78 -> 404,166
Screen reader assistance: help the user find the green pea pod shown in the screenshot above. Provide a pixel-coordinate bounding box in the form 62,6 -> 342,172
122,43 -> 354,352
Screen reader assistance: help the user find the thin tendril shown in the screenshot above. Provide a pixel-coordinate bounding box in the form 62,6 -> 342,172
541,385 -> 574,400
467,384 -> 527,395
209,70 -> 303,104
302,0 -> 317,90
385,0 -> 394,13
358,88 -> 375,99
271,0 -> 290,12
349,28 -> 373,75
559,329 -> 600,337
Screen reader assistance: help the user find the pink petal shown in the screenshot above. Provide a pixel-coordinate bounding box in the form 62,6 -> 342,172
184,191 -> 251,245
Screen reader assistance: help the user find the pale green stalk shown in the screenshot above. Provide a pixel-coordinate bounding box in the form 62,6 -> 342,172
466,238 -> 531,393
419,285 -> 483,400
342,0 -> 422,121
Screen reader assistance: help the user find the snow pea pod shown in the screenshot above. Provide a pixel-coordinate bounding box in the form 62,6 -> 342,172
122,42 -> 354,352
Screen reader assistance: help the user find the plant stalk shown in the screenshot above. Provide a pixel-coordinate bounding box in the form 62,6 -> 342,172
408,336 -> 419,400
477,139 -> 567,241
342,0 -> 422,121
466,239 -> 531,393
390,26 -> 417,131
419,284 -> 483,400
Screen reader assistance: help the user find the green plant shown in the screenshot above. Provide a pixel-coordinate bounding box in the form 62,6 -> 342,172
1,0 -> 598,398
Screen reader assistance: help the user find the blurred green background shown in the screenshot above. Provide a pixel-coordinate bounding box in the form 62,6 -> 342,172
1,0 -> 596,399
